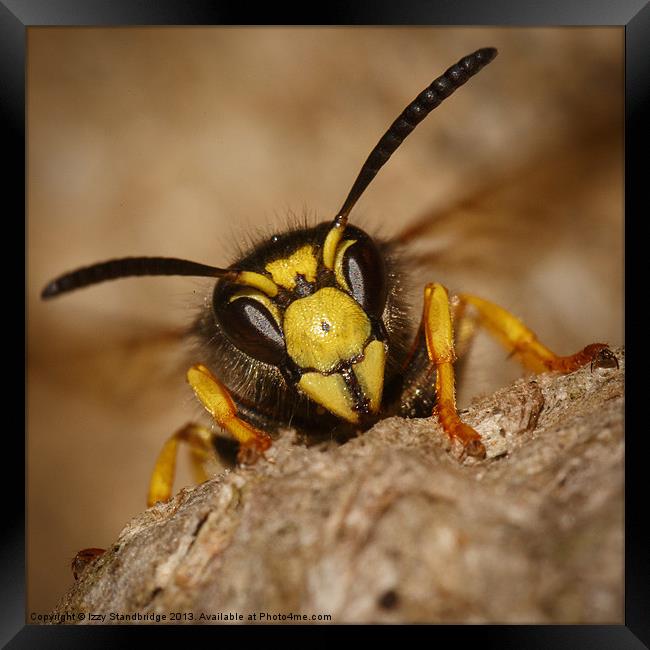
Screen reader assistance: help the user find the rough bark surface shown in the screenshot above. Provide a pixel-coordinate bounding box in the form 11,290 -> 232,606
54,348 -> 624,624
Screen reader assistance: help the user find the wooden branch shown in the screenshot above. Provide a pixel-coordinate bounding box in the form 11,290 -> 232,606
54,348 -> 624,624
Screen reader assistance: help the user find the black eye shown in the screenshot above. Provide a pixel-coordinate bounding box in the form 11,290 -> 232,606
341,236 -> 387,317
215,293 -> 286,366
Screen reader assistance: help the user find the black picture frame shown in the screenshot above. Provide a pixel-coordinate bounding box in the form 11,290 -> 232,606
8,0 -> 645,646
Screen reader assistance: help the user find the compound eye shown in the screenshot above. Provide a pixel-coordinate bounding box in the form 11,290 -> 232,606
335,237 -> 387,317
215,290 -> 286,366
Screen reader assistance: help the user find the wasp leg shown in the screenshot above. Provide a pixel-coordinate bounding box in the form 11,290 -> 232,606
456,293 -> 612,374
449,294 -> 480,360
187,364 -> 273,464
148,422 -> 216,506
423,283 -> 486,458
147,366 -> 273,506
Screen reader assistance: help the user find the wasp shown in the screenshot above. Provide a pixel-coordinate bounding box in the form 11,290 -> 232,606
42,47 -> 616,508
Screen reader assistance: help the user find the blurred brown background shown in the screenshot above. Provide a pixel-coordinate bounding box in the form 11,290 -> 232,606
27,27 -> 623,613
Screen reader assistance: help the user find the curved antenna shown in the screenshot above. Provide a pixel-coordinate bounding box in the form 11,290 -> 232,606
322,47 -> 498,269
41,256 -> 279,299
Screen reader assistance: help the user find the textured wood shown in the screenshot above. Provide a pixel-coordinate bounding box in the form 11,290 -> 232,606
54,348 -> 624,624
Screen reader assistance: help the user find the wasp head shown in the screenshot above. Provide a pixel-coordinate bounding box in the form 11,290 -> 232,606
213,223 -> 389,423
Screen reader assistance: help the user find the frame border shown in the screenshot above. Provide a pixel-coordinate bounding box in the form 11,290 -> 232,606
10,0 -> 645,646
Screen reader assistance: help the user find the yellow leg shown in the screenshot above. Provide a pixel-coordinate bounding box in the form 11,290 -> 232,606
449,294 -> 479,360
456,293 -> 613,374
187,363 -> 272,457
147,422 -> 215,506
424,283 -> 486,458
147,365 -> 273,506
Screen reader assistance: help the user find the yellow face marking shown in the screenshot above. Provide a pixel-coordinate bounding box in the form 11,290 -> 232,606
352,340 -> 386,413
235,270 -> 279,297
322,223 -> 345,270
284,287 -> 371,372
333,239 -> 357,293
298,372 -> 358,423
265,245 -> 318,290
228,288 -> 282,326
